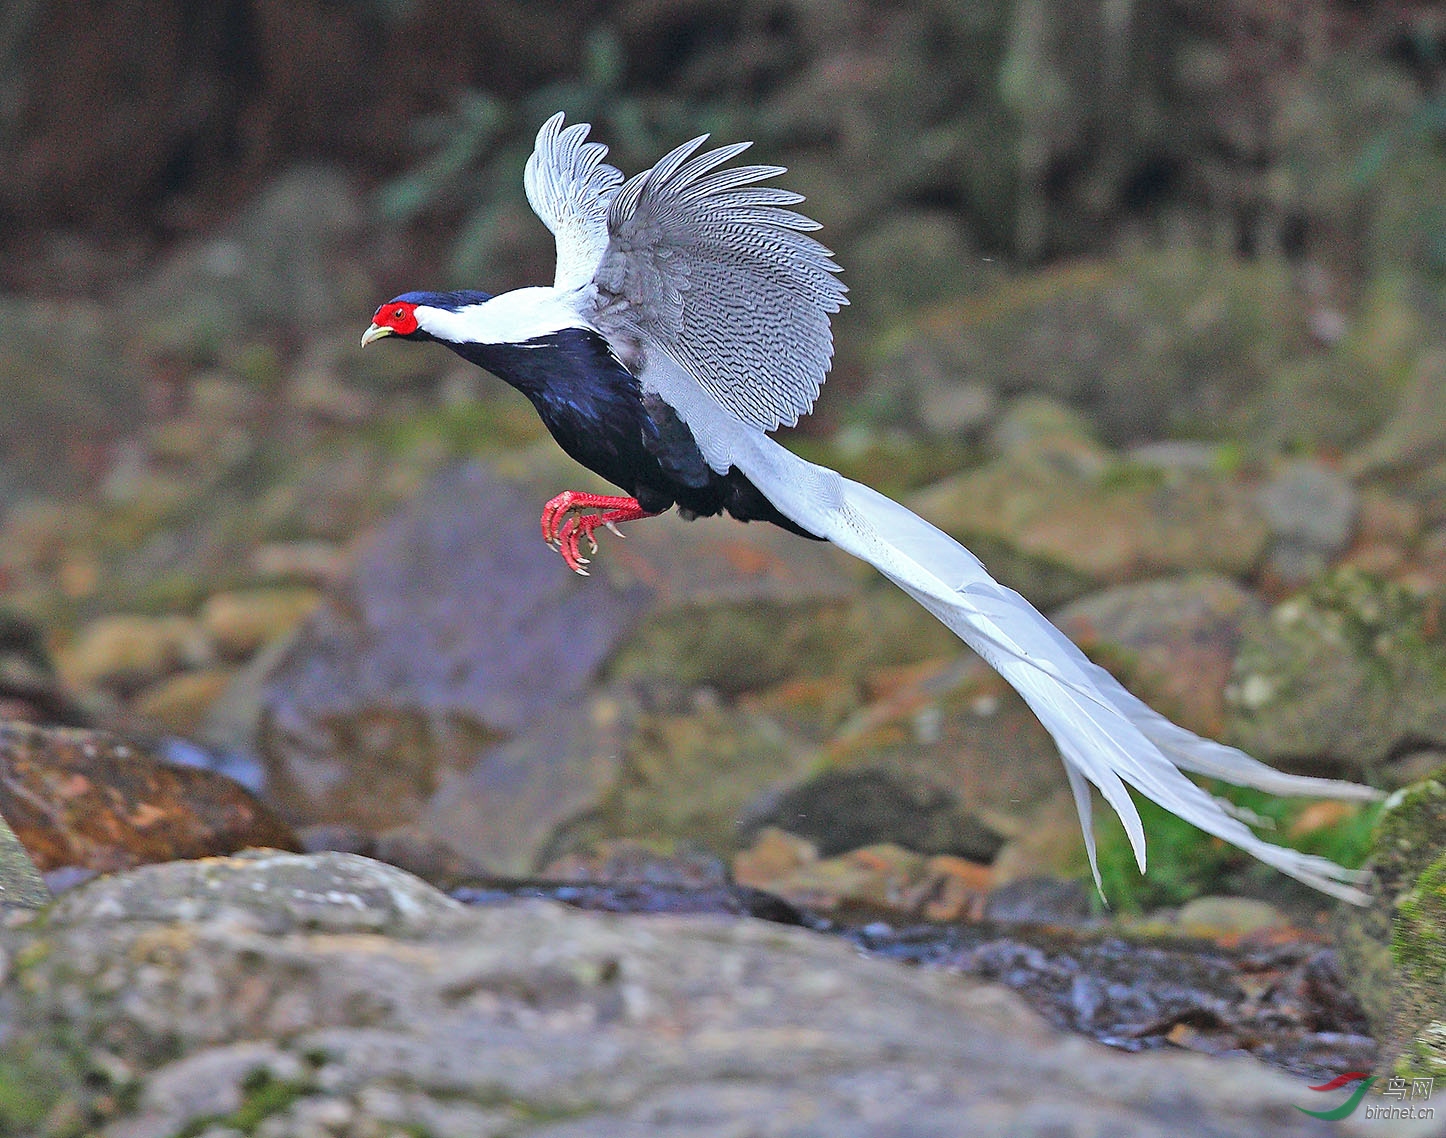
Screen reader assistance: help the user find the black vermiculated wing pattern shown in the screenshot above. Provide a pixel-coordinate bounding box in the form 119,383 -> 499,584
591,133 -> 849,432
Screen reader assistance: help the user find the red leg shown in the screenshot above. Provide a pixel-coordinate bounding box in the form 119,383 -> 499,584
539,491 -> 657,575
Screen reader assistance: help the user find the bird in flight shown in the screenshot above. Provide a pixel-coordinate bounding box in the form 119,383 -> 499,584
363,113 -> 1377,902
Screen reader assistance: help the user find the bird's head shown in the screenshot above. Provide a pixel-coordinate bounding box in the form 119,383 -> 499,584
360,290 -> 495,347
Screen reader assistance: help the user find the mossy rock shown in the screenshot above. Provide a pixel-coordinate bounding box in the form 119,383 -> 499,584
1334,771 -> 1446,1080
912,448 -> 1268,606
1391,849 -> 1446,1080
1227,569 -> 1446,774
0,811 -> 49,909
870,251 -> 1314,446
606,585 -> 956,698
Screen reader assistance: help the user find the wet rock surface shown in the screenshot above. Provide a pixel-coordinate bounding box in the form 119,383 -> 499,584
0,851 -> 1420,1138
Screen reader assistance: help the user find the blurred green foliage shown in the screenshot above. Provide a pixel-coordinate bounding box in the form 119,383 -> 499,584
1090,784 -> 1382,913
377,27 -> 759,283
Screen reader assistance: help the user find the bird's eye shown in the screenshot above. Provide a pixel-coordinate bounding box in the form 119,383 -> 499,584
394,308 -> 406,319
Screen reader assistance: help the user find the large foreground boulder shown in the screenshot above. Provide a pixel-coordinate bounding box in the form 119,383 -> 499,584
0,851 -> 1428,1137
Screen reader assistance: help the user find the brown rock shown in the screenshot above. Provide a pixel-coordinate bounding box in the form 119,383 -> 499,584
133,669 -> 237,738
1052,574 -> 1266,738
60,614 -> 212,693
913,454 -> 1270,596
201,587 -> 321,660
0,721 -> 299,873
733,827 -> 820,890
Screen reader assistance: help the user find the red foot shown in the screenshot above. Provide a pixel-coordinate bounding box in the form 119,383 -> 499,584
540,491 -> 657,575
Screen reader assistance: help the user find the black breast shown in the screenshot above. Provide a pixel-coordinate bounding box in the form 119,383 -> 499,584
446,327 -> 819,538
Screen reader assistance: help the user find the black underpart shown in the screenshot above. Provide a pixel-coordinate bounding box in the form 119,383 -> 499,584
441,327 -> 821,539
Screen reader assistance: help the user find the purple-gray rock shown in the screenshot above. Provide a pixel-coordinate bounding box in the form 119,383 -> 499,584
258,462 -> 650,831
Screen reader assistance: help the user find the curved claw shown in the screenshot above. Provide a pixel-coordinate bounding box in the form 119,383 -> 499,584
536,491 -> 658,575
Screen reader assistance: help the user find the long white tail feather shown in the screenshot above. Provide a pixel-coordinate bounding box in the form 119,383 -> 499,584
648,357 -> 1376,903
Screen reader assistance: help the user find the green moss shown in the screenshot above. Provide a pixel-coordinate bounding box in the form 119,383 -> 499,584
1228,570 -> 1446,769
1395,1021 -> 1446,1080
173,1068 -> 315,1138
1392,851 -> 1446,1017
1090,784 -> 1381,912
1394,852 -> 1446,950
1306,570 -> 1446,686
0,1060 -> 59,1135
1096,460 -> 1168,493
1375,778 -> 1446,865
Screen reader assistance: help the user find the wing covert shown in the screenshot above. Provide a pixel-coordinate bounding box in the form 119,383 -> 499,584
592,133 -> 848,431
523,113 -> 624,292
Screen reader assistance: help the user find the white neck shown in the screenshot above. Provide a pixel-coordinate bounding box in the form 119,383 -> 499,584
414,287 -> 592,345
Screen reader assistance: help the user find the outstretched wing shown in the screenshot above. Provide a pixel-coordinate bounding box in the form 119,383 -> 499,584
591,132 -> 848,431
523,113 -> 624,292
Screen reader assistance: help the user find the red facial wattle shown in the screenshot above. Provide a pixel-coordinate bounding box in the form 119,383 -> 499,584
373,301 -> 419,337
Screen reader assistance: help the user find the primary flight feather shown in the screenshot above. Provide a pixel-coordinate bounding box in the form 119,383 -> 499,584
363,112 -> 1379,903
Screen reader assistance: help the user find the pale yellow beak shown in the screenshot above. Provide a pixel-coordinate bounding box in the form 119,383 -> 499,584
360,323 -> 394,347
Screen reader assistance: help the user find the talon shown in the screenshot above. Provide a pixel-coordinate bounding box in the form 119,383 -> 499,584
536,491 -> 659,573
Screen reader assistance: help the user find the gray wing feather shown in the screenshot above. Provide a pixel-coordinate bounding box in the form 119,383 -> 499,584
523,113 -> 625,292
593,131 -> 848,431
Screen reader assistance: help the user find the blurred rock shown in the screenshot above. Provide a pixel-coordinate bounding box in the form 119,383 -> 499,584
249,540 -> 349,586
0,609 -> 88,726
805,658 -> 1069,853
1054,574 -> 1266,738
873,252 -> 1314,446
1256,459 -> 1358,585
982,875 -> 1094,924
989,790 -> 1094,887
1175,896 -> 1287,939
912,442 -> 1269,607
0,851 -> 1385,1138
257,462 -> 645,832
423,687 -> 812,876
1334,770 -> 1446,1082
732,827 -> 819,890
916,378 -> 999,439
0,721 -> 298,874
200,587 -> 321,660
122,166 -> 371,356
986,394 -> 1106,465
133,668 -> 237,738
60,613 -> 212,694
541,838 -> 730,889
0,809 -> 49,909
256,455 -> 946,870
741,767 -> 1005,862
1124,440 -> 1227,474
369,823 -> 481,885
729,837 -> 991,921
1226,569 -> 1446,773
